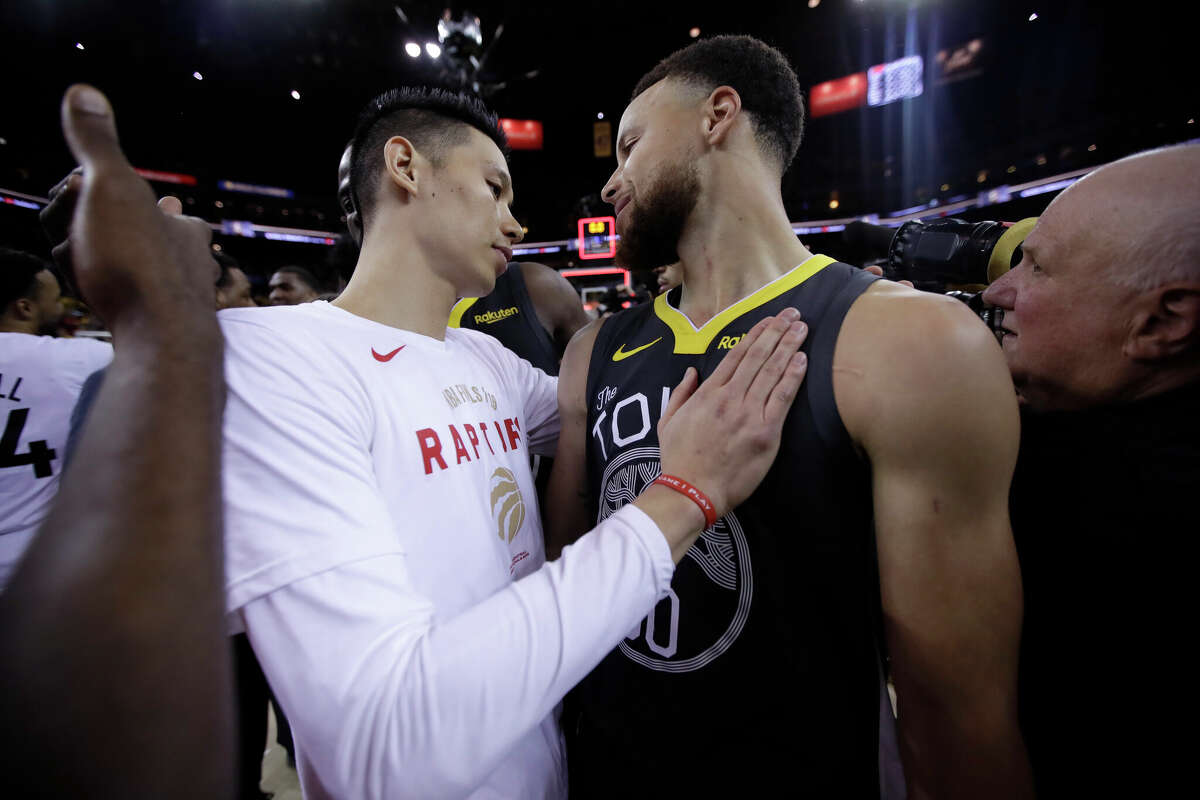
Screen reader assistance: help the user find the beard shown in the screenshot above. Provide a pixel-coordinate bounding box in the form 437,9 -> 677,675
616,157 -> 700,272
35,314 -> 61,337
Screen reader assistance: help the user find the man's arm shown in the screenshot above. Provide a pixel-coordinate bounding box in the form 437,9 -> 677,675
835,284 -> 1032,799
226,312 -> 807,797
518,261 -> 590,358
545,318 -> 605,559
0,86 -> 231,797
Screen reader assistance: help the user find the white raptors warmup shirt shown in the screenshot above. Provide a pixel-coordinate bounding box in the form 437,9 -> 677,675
0,333 -> 112,589
220,302 -> 674,799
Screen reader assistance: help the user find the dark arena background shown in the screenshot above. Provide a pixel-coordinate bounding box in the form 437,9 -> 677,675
0,0 -> 1193,302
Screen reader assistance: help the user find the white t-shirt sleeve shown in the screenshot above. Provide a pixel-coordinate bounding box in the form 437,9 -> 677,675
221,317 -> 401,610
242,504 -> 673,800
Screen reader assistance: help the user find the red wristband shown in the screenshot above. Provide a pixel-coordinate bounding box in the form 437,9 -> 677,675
653,474 -> 719,529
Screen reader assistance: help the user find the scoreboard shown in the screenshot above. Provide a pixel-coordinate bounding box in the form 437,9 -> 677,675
577,216 -> 616,260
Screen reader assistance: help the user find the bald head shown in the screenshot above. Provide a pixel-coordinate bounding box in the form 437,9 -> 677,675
982,144 -> 1200,411
1055,144 -> 1200,290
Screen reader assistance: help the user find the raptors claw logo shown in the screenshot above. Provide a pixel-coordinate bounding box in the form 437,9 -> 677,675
489,467 -> 526,544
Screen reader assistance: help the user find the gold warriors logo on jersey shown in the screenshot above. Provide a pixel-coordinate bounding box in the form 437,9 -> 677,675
489,467 -> 526,543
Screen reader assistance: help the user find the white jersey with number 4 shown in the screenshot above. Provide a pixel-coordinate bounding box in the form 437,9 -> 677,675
0,332 -> 113,589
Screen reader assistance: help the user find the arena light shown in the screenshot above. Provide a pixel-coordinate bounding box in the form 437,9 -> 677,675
689,27 -> 701,38
597,112 -> 604,120
498,118 -> 544,150
808,0 -> 820,7
425,42 -> 442,58
75,42 -> 84,50
2,195 -> 41,210
1019,177 -> 1079,198
291,89 -> 301,100
1028,12 -> 1039,22
218,179 -> 294,199
1087,143 -> 1097,152
809,72 -> 867,118
867,55 -> 923,107
135,168 -> 198,186
561,267 -> 632,289
193,71 -> 203,81
404,42 -> 421,58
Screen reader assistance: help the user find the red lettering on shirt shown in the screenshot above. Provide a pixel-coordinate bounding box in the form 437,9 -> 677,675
478,422 -> 496,454
463,423 -> 481,459
505,417 -> 522,451
494,421 -> 508,452
449,424 -> 471,464
417,428 -> 447,474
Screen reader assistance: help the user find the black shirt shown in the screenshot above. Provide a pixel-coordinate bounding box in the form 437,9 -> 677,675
449,262 -> 559,376
1012,380 -> 1200,797
570,257 -> 890,797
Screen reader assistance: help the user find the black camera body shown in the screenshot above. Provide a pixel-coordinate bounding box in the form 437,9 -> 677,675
844,217 -> 1037,340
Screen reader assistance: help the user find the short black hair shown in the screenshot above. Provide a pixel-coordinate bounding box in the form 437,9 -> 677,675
348,86 -> 508,236
273,265 -> 320,291
633,35 -> 805,173
213,250 -> 242,289
1,247 -> 51,313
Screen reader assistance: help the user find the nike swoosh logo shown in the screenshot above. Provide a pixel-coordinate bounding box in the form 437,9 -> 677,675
371,345 -> 406,362
612,337 -> 663,362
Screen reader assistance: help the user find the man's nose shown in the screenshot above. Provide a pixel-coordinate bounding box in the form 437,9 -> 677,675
502,208 -> 524,244
601,171 -> 622,205
982,272 -> 1015,309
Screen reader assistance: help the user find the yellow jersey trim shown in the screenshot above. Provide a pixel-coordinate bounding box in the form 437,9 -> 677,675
448,297 -> 480,328
653,254 -> 836,354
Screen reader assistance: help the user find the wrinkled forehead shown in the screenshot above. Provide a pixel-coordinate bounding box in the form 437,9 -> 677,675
1035,173 -> 1127,264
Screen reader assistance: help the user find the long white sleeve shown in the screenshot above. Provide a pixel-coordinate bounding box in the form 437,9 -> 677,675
243,504 -> 673,800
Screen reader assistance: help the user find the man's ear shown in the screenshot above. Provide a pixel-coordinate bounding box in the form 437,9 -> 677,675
1125,285 -> 1200,361
702,86 -> 743,148
10,297 -> 34,321
383,136 -> 420,200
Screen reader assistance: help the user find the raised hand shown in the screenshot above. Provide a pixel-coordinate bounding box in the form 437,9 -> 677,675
41,85 -> 217,331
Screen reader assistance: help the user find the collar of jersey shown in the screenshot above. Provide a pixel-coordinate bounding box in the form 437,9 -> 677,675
653,254 -> 835,354
448,297 -> 480,328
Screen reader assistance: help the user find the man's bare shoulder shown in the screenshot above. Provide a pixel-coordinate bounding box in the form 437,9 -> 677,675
558,316 -> 607,409
834,281 -> 1018,449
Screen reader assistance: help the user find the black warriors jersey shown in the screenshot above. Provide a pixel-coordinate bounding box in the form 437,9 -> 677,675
449,262 -> 559,376
570,256 -> 889,797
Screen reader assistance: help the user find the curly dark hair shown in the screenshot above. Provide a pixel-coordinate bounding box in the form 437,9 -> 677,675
633,35 -> 805,174
0,247 -> 51,313
212,250 -> 242,289
348,86 -> 508,238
